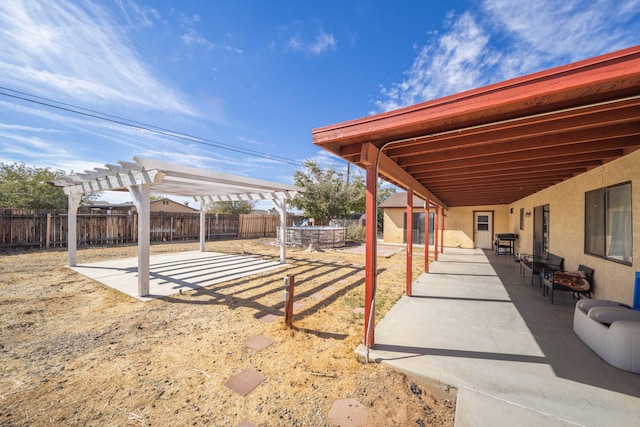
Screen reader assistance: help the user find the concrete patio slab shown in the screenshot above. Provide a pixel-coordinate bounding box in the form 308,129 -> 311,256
359,248 -> 640,426
338,242 -> 407,258
71,251 -> 284,301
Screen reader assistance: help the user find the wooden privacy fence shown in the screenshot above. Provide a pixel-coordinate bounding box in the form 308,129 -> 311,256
0,209 -> 299,250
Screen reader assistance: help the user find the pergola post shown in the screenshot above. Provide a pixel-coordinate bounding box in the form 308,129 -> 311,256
67,192 -> 81,267
405,189 -> 413,296
199,201 -> 211,252
273,198 -> 287,264
424,200 -> 430,273
129,184 -> 151,297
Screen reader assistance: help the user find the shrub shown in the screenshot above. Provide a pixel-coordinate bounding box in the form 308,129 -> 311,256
346,225 -> 366,242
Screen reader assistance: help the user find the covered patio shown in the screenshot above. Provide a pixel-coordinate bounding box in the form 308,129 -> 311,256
52,157 -> 302,298
364,248 -> 640,425
312,45 -> 640,424
312,45 -> 640,347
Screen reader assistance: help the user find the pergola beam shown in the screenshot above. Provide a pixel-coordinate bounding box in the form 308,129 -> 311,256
194,191 -> 298,204
60,169 -> 164,195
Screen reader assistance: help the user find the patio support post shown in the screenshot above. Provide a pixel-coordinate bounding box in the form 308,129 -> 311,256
434,205 -> 439,261
129,184 -> 151,297
67,192 -> 81,267
364,160 -> 377,347
406,189 -> 413,296
424,200 -> 430,273
440,206 -> 444,254
199,201 -> 211,252
273,198 -> 287,264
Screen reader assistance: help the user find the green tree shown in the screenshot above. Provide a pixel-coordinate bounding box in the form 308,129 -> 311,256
0,162 -> 69,209
290,160 -> 365,224
0,162 -> 102,209
208,200 -> 253,214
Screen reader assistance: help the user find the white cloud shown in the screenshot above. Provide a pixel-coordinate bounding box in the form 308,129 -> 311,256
0,123 -> 62,133
374,12 -> 491,112
236,136 -> 264,146
288,35 -> 304,50
483,0 -> 640,64
309,32 -> 337,55
373,0 -> 640,113
284,24 -> 337,57
0,0 -> 193,115
179,13 -> 243,54
114,0 -> 160,28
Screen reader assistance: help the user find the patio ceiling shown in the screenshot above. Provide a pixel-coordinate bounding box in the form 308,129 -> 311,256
312,45 -> 640,207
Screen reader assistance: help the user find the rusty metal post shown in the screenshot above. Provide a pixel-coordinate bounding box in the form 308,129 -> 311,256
406,189 -> 413,297
283,275 -> 295,328
424,200 -> 430,273
434,205 -> 439,261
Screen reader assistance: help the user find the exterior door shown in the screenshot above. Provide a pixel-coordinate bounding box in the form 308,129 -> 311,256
474,212 -> 493,249
533,204 -> 549,257
403,212 -> 428,244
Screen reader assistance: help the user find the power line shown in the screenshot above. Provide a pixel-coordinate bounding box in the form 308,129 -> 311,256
0,86 -> 302,167
3,1 -> 294,129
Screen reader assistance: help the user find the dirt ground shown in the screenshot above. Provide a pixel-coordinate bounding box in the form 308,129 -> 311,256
0,239 -> 456,426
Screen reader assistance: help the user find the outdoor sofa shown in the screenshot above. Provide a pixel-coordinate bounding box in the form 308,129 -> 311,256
573,299 -> 640,373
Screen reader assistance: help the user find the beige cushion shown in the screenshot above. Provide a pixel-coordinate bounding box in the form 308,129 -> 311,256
588,307 -> 640,324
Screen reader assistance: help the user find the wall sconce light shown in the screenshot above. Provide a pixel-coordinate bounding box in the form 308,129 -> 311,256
525,211 -> 532,217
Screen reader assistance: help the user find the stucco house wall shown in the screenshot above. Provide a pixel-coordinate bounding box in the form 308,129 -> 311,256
443,205 -> 510,249
509,149 -> 639,305
383,207 -> 427,243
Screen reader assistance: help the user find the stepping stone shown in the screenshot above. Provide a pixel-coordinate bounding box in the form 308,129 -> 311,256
237,421 -> 255,427
225,368 -> 266,396
257,313 -> 280,323
244,335 -> 274,352
328,398 -> 369,426
292,301 -> 303,310
310,291 -> 324,300
352,307 -> 365,315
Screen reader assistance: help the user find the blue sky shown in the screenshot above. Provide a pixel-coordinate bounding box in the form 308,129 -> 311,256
1,0 -> 639,206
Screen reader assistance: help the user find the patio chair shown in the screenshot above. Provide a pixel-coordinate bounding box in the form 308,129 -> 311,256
520,252 -> 564,287
543,264 -> 593,304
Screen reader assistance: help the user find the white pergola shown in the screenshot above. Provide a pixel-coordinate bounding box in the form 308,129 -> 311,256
51,157 -> 303,297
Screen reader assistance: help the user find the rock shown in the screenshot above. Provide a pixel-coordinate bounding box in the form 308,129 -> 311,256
410,382 -> 420,395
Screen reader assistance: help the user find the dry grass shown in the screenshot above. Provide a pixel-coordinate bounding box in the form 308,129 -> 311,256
0,239 -> 455,426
